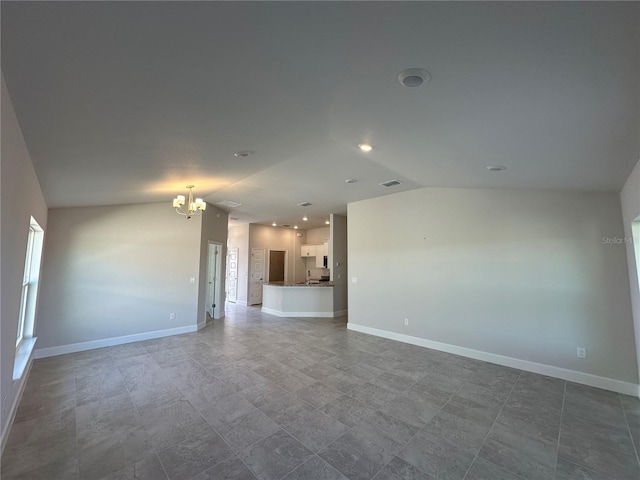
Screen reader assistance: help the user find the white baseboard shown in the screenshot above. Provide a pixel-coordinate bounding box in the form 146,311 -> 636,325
1,355 -> 34,454
34,324 -> 199,359
333,309 -> 348,317
235,300 -> 248,307
197,320 -> 207,331
262,307 -> 336,318
348,323 -> 640,398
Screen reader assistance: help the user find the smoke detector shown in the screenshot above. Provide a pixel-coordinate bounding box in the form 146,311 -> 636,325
398,68 -> 431,87
486,165 -> 507,172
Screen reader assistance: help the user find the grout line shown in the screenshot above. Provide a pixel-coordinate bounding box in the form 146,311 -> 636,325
113,350 -> 173,480
367,376 -> 467,480
619,394 -> 640,467
552,380 -> 567,478
461,370 -> 524,480
73,363 -> 79,480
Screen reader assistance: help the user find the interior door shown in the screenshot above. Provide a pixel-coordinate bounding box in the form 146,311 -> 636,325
207,243 -> 218,318
227,248 -> 238,303
249,248 -> 265,305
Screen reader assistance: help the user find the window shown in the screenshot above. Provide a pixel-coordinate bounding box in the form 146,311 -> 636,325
17,217 -> 44,347
633,219 -> 640,293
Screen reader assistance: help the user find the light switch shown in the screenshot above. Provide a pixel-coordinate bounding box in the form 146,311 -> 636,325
352,277 -> 357,284
190,276 -> 196,284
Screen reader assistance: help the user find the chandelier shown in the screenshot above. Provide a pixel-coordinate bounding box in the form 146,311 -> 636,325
172,185 -> 207,219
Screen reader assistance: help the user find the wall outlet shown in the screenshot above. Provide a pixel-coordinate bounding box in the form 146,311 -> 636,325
169,313 -> 176,320
404,318 -> 409,326
577,347 -> 586,359
189,276 -> 196,284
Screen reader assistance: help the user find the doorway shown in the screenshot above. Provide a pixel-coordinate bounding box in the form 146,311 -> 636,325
207,242 -> 223,320
268,250 -> 287,283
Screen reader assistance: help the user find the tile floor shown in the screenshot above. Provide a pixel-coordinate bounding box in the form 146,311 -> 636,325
2,303 -> 639,480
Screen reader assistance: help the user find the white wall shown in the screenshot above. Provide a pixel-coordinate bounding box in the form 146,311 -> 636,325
1,75 -> 48,446
621,158 -> 640,384
228,224 -> 250,304
36,203 -> 202,350
348,187 -> 638,389
197,205 -> 229,323
330,214 -> 348,315
307,227 -> 329,244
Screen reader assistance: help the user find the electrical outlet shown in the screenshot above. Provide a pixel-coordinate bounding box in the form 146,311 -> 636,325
577,347 -> 586,359
404,318 -> 409,326
169,313 -> 176,320
189,277 -> 196,284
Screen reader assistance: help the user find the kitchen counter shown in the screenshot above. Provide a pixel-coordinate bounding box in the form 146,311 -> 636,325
262,283 -> 335,317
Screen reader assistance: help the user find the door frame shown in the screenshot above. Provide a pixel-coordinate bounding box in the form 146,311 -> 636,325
207,241 -> 224,320
266,249 -> 288,283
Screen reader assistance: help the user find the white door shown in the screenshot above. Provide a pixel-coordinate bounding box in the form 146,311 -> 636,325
249,248 -> 265,305
227,248 -> 238,303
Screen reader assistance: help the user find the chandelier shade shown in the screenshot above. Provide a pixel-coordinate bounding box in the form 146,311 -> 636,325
173,185 -> 206,219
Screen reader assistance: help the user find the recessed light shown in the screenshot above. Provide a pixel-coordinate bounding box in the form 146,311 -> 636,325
345,178 -> 358,184
398,68 -> 431,87
325,220 -> 330,225
233,151 -> 253,158
358,143 -> 374,152
486,165 -> 507,172
294,226 -> 298,229
272,223 -> 277,226
303,217 -> 308,221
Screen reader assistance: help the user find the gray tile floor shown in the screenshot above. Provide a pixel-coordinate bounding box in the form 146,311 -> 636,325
2,303 -> 639,480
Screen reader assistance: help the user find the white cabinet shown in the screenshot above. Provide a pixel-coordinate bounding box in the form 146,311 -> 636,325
301,244 -> 317,257
315,242 -> 329,268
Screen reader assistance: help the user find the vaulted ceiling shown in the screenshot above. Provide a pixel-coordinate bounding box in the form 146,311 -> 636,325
2,1 -> 639,229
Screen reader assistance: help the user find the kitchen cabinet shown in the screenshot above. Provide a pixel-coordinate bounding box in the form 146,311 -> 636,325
301,244 -> 317,257
315,242 -> 329,268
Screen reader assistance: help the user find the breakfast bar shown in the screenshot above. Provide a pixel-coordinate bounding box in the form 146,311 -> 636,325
262,282 -> 334,317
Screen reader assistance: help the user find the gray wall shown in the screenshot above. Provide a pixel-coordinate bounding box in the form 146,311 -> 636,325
1,75 -> 48,442
330,214 -> 348,314
37,203 -> 202,349
348,187 -> 638,384
621,158 -> 640,383
197,205 -> 229,322
249,224 -> 306,285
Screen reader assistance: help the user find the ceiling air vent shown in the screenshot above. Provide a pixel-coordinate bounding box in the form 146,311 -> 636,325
297,202 -> 312,207
379,179 -> 403,187
216,200 -> 242,208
